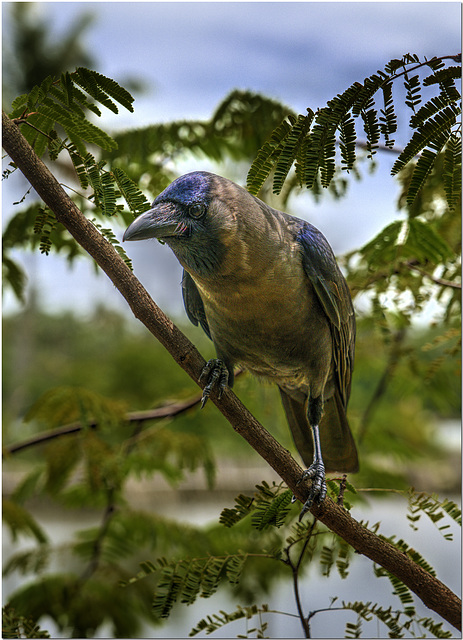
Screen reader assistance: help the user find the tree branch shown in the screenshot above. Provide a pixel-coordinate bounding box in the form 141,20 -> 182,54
357,328 -> 407,444
406,261 -> 462,290
2,111 -> 461,631
3,371 -> 244,456
3,393 -> 205,455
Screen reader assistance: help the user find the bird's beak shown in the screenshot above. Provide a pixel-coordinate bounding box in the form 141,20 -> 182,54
123,202 -> 184,242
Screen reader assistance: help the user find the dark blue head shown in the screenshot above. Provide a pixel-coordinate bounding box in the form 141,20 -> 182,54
123,171 -> 227,276
154,171 -> 213,210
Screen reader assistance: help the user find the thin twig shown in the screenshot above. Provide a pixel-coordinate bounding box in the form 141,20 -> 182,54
379,54 -> 461,91
357,328 -> 407,444
406,262 -> 461,290
284,518 -> 318,638
337,475 -> 348,507
3,371 -> 244,457
78,415 -> 150,584
78,487 -> 116,583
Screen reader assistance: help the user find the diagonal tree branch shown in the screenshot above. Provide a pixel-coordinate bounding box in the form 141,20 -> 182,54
2,111 -> 461,631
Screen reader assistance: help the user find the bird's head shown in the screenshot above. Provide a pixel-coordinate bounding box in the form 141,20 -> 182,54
123,171 -> 260,277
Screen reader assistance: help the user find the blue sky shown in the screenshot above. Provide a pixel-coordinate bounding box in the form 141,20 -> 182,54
43,2 -> 460,127
2,1 -> 461,318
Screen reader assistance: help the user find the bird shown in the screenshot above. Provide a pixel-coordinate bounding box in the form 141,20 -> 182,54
123,171 -> 358,516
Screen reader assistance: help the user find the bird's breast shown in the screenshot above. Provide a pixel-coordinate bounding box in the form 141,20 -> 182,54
193,258 -> 332,388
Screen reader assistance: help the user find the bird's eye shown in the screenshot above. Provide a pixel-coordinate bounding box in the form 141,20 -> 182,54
189,203 -> 205,218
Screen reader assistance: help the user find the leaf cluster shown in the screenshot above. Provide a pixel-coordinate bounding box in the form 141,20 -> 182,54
345,156 -> 460,334
132,484 -> 459,638
9,68 -> 133,155
406,489 -> 461,540
246,54 -> 461,212
342,599 -> 453,639
5,385 -> 215,511
2,604 -> 51,639
190,603 -> 270,637
3,69 -> 149,300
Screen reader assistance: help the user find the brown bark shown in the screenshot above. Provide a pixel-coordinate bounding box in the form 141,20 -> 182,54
3,111 -> 461,631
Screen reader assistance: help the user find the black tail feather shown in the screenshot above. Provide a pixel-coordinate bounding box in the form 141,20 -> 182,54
279,387 -> 359,473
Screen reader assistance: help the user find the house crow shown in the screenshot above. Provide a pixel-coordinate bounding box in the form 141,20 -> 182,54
123,171 -> 358,515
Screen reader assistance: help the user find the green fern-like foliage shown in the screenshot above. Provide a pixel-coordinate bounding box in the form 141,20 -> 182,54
15,385 -> 217,506
2,604 -> 51,639
2,500 -> 48,544
90,219 -> 133,271
9,68 -> 134,155
342,600 -> 454,638
247,53 -> 461,210
109,89 -> 293,170
320,536 -> 353,579
250,488 -> 293,530
32,207 -> 57,255
219,480 -> 294,529
121,554 -> 249,619
406,489 -> 461,540
374,565 -> 415,616
2,202 -> 85,300
190,603 -> 269,637
3,70 -> 150,301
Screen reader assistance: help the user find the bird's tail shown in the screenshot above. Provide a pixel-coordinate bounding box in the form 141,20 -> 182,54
278,387 -> 359,473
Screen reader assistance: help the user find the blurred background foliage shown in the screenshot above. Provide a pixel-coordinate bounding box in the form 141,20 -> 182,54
2,302 -> 460,486
2,3 -> 460,638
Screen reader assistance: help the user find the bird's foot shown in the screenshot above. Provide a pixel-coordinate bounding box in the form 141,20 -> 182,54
294,461 -> 327,521
199,359 -> 229,407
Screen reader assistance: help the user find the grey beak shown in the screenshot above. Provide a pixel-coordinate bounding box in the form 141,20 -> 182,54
123,202 -> 181,242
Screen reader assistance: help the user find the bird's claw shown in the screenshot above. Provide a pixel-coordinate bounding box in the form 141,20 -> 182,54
199,359 -> 229,407
292,461 -> 327,520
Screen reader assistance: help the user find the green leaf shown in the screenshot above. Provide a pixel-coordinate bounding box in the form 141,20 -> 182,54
91,219 -> 133,270
410,93 -> 459,130
392,103 -> 460,176
361,103 -> 380,158
339,112 -> 357,170
405,218 -> 454,264
219,493 -> 255,527
2,499 -> 48,543
72,67 -> 135,113
250,489 -> 293,530
112,168 -> 151,216
9,93 -> 29,116
33,208 -> 57,255
443,133 -> 462,211
403,73 -> 421,112
246,117 -> 294,195
379,81 -> 397,148
2,254 -> 27,303
272,111 -> 314,193
36,99 -> 118,151
405,133 -> 449,205
190,604 -> 266,637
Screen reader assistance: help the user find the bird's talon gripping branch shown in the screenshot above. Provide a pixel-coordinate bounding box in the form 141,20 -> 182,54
296,461 -> 327,520
199,359 -> 229,407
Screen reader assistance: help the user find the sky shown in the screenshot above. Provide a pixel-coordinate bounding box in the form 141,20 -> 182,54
2,1 -> 461,319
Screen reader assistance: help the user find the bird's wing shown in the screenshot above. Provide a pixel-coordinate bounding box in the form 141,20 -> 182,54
181,270 -> 211,339
297,223 -> 355,406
